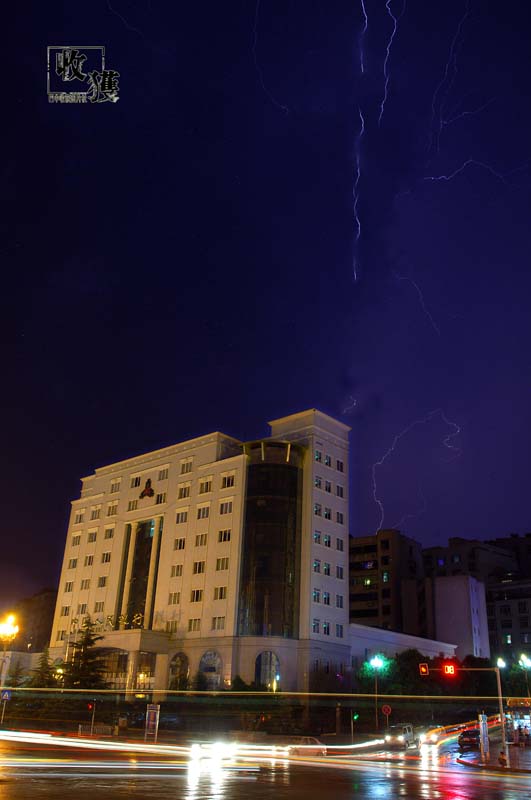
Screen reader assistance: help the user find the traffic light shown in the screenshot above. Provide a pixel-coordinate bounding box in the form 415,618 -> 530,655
443,662 -> 456,676
419,662 -> 429,676
352,712 -> 359,721
87,702 -> 93,711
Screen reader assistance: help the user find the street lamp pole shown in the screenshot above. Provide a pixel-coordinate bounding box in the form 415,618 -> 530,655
369,656 -> 384,731
495,666 -> 509,765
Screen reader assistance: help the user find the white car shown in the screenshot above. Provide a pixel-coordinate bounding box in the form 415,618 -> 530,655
288,736 -> 327,756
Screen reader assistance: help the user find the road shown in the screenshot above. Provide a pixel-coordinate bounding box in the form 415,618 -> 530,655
0,731 -> 526,799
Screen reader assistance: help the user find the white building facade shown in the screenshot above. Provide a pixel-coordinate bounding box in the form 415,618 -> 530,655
49,409 -> 351,692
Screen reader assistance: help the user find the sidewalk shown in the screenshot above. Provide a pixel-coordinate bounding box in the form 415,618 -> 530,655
458,743 -> 531,773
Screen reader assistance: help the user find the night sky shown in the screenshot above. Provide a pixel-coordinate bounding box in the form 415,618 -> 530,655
4,1 -> 531,611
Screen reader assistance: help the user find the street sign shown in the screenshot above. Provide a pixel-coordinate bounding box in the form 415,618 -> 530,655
381,704 -> 392,716
144,703 -> 160,743
1,690 -> 11,701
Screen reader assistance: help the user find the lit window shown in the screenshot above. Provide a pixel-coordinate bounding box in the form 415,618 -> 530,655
214,586 -> 227,600
324,455 -> 331,467
212,616 -> 225,631
195,533 -> 207,547
506,634 -> 512,644
169,592 -> 180,605
171,564 -> 183,577
323,621 -> 330,635
314,531 -> 321,544
315,450 -> 322,463
323,591 -> 330,606
313,618 -> 320,633
364,578 -> 371,586
197,506 -> 210,519
324,507 -> 331,520
218,529 -> 231,542
158,468 -> 169,480
193,561 -> 205,574
323,562 -> 331,576
313,588 -> 321,603
382,571 -> 390,583
314,503 -> 322,517
221,474 -> 235,489
315,476 -> 322,489
199,480 -> 212,494
323,534 -> 331,548
174,538 -> 186,550
191,589 -> 203,602
176,511 -> 188,524
216,557 -> 229,571
188,618 -> 200,632
313,559 -> 321,573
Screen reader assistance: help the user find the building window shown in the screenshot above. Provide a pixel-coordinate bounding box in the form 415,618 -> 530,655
193,561 -> 205,574
315,450 -> 322,463
180,459 -> 193,474
314,503 -> 322,517
60,606 -> 70,616
174,538 -> 186,551
195,533 -> 207,547
87,531 -> 97,543
382,571 -> 390,583
158,468 -> 169,480
325,480 -> 332,493
169,592 -> 180,605
220,501 -> 233,515
323,621 -> 330,635
314,531 -> 321,544
191,589 -> 203,603
315,476 -> 322,489
67,558 -> 78,569
81,579 -> 90,590
64,581 -> 73,593
110,480 -> 121,493
72,535 -> 81,547
312,618 -> 320,633
128,500 -> 138,511
107,504 -> 117,517
101,552 -> 111,564
212,616 -> 225,631
336,565 -> 344,579
336,460 -> 344,472
131,476 -> 141,488
323,534 -> 331,548
216,557 -> 229,571
437,557 -> 445,567
324,454 -> 332,467
313,559 -> 321,573
323,591 -> 330,606
176,511 -> 188,524
178,485 -> 190,499
518,601 -> 528,614
57,630 -> 66,641
336,512 -> 344,524
336,594 -> 344,609
323,562 -> 331,576
171,564 -> 183,577
77,603 -> 87,615
501,620 -> 513,629
336,538 -> 344,551
97,576 -> 107,588
197,506 -> 210,519
221,474 -> 235,489
74,511 -> 85,524
336,624 -> 344,638
83,555 -> 93,567
500,605 -> 511,616
324,507 -> 331,520
218,529 -> 231,543
94,601 -> 105,613
336,485 -> 344,498
156,493 -> 166,505
313,588 -> 321,603
104,528 -> 114,539
166,621 -> 178,634
505,634 -> 512,644
90,507 -> 101,521
214,586 -> 227,600
199,480 -> 212,494
188,618 -> 200,632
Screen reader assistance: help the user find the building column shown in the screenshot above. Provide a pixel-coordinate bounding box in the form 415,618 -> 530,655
144,517 -> 162,629
126,650 -> 140,693
120,523 -> 137,623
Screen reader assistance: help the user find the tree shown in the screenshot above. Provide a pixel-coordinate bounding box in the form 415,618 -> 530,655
27,646 -> 57,688
63,617 -> 108,689
4,658 -> 25,687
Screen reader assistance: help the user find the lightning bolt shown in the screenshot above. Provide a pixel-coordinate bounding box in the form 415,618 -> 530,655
442,97 -> 496,129
378,0 -> 406,127
352,107 -> 365,281
359,0 -> 369,74
393,271 -> 441,336
424,158 -> 530,185
252,0 -> 289,114
106,0 -> 145,38
371,408 -> 461,533
393,484 -> 427,530
342,396 -> 358,415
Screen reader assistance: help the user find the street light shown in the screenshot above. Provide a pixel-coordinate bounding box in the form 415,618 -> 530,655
369,655 -> 385,730
518,654 -> 531,698
0,615 -> 19,685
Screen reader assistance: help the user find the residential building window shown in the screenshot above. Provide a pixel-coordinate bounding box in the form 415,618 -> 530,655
336,624 -> 344,638
74,511 -> 85,524
216,557 -> 229,571
336,594 -> 344,609
195,533 -> 207,547
212,616 -> 225,631
323,562 -> 331,576
193,561 -> 205,574
336,565 -> 344,579
220,501 -> 233,515
128,500 -> 138,511
381,539 -> 390,550
176,511 -> 188,524
324,507 -> 331,520
110,480 -> 121,493
64,581 -> 73,593
500,605 -> 511,616
88,531 -> 97,543
180,459 -> 193,474
518,601 -> 528,614
315,450 -> 322,463
312,618 -> 320,633
218,529 -> 231,543
315,476 -> 322,489
83,555 -> 92,567
214,586 -> 227,600
130,476 -> 141,488
197,506 -> 210,519
323,621 -> 330,635
336,538 -> 344,551
199,479 -> 212,494
382,571 -> 390,583
313,559 -> 321,573
178,485 -> 191,500
505,634 -> 512,644
77,603 -> 87,615
519,616 -> 529,628
101,552 -> 111,564
158,468 -> 169,480
90,507 -> 101,521
171,564 -> 183,577
313,588 -> 321,603
72,535 -> 81,547
451,553 -> 461,564
221,474 -> 235,489
314,531 -> 321,544
501,621 -> 513,629
336,459 -> 344,472
324,454 -> 332,467
57,630 -> 66,641
336,512 -> 344,524
188,618 -> 200,632
191,589 -> 203,602
107,504 -> 117,517
323,534 -> 331,548
97,576 -> 107,588
166,621 -> 178,634
81,579 -> 90,590
156,493 -> 166,505
94,601 -> 104,613
323,591 -> 330,606
68,558 -> 78,569
104,528 -> 114,539
60,606 -> 70,616
174,538 -> 186,551
314,503 -> 322,517
169,592 -> 180,605
325,480 -> 332,493
336,485 -> 344,498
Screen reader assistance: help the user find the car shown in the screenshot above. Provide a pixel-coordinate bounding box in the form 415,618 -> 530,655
384,723 -> 420,749
287,737 -> 327,756
457,728 -> 488,749
420,725 -> 447,745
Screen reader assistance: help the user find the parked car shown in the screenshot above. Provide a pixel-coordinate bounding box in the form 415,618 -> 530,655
458,728 -> 487,749
288,737 -> 327,756
384,723 -> 420,749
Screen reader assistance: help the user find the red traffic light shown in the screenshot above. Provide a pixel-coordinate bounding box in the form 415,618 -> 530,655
87,702 -> 93,710
443,663 -> 456,675
419,663 -> 429,676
